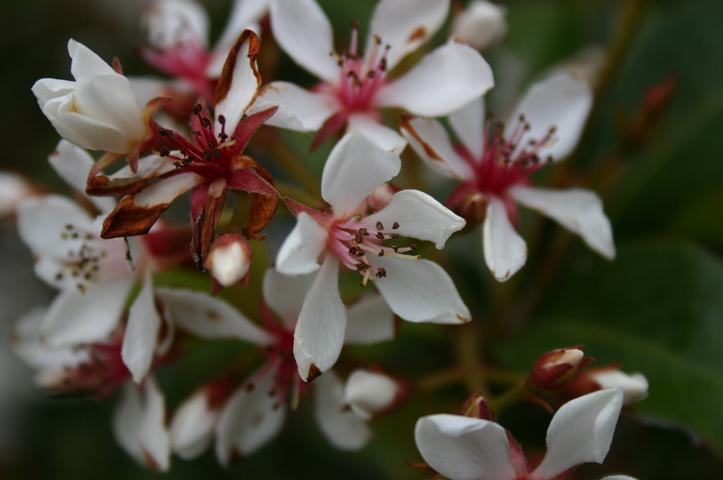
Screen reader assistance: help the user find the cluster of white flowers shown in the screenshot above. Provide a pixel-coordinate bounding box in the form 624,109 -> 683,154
7,0 -> 650,476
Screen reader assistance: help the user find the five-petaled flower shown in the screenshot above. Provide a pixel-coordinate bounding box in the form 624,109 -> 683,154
415,388 -> 633,480
91,30 -> 280,269
275,132 -> 470,381
141,0 -> 270,101
402,71 -> 615,281
248,0 -> 494,153
167,268 -> 398,463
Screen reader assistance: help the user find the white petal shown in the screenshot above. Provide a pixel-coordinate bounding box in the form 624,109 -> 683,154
156,287 -> 271,344
321,132 -> 401,216
215,367 -> 286,463
142,0 -> 210,49
314,371 -> 371,450
113,378 -> 171,471
249,82 -> 338,131
482,198 -> 527,282
170,389 -> 219,460
42,279 -> 133,346
275,212 -> 327,276
0,172 -> 35,218
48,141 -> 116,212
401,117 -> 474,180
415,414 -> 517,480
376,42 -> 494,117
269,0 -> 339,83
262,268 -> 315,328
214,31 -> 261,136
344,369 -> 399,420
590,370 -> 649,406
122,272 -> 162,384
364,189 -> 466,249
367,0 -> 450,70
505,72 -> 592,162
510,186 -> 615,259
216,0 -> 269,52
13,307 -> 90,375
345,294 -> 395,345
452,0 -> 508,51
68,39 -> 116,81
293,256 -> 345,381
531,389 -> 624,480
133,172 -> 204,208
371,256 -> 470,324
17,195 -> 95,260
449,95 -> 485,159
347,114 -> 407,155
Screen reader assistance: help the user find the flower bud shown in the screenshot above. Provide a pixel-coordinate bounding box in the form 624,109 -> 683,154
452,1 -> 507,51
31,40 -> 147,154
344,369 -> 401,420
459,393 -> 494,420
0,172 -> 37,218
206,234 -> 252,287
170,378 -> 233,459
567,367 -> 649,406
529,346 -> 587,390
142,0 -> 209,50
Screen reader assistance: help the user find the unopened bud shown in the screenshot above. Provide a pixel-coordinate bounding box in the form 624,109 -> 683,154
567,367 -> 648,406
206,234 -> 251,287
529,346 -> 587,390
344,369 -> 401,420
459,393 -> 494,420
170,378 -> 234,459
0,172 -> 38,218
452,1 -> 507,51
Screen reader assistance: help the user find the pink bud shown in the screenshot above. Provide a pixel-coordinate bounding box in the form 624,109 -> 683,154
459,393 -> 495,420
206,234 -> 251,287
529,346 -> 587,390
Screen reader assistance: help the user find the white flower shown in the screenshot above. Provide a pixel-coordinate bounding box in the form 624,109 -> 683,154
402,71 -> 614,282
275,132 -> 469,380
415,388 -> 625,480
141,0 -> 269,99
167,268 -> 395,464
32,40 -> 148,154
452,1 -> 507,51
248,0 -> 493,153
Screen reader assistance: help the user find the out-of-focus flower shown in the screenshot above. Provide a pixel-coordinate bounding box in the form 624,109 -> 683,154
0,172 -> 39,219
168,268 -> 396,463
567,366 -> 649,406
249,0 -> 493,153
529,346 -> 588,391
275,132 -> 469,380
343,369 -> 401,420
402,71 -> 614,282
451,0 -> 507,51
32,40 -> 152,157
141,0 -> 269,100
415,388 -> 625,480
94,31 -> 279,269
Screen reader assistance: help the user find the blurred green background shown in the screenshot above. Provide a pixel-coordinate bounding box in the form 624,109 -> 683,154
1,0 -> 722,478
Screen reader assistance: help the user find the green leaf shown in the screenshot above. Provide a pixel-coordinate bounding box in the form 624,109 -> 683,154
495,239 -> 723,452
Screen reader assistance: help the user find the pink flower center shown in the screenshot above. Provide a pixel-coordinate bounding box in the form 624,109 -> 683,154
327,215 -> 418,285
325,28 -> 390,115
464,115 -> 557,196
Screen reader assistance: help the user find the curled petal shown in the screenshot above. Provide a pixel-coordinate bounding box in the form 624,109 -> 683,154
401,116 -> 473,180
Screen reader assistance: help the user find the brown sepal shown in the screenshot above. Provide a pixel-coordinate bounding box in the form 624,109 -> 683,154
101,196 -> 170,239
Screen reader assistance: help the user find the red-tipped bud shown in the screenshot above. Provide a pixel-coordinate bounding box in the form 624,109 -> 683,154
206,234 -> 251,287
459,393 -> 495,420
529,346 -> 588,390
566,366 -> 649,406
